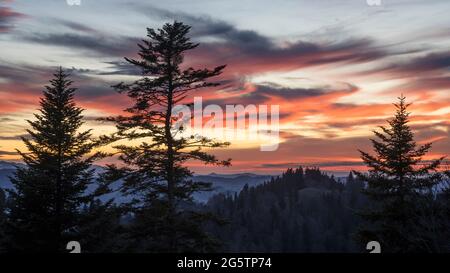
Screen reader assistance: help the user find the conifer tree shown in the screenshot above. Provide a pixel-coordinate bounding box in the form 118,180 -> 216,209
354,95 -> 445,252
0,188 -> 5,215
77,200 -> 122,252
103,22 -> 230,252
0,188 -> 5,251
4,68 -> 108,252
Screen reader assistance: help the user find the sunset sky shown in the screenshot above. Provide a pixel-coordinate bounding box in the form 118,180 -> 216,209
0,0 -> 449,175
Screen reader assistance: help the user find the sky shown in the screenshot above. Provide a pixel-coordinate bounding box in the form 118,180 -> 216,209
0,0 -> 449,175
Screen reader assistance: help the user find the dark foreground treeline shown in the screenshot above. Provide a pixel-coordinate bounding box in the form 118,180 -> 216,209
1,166 -> 448,253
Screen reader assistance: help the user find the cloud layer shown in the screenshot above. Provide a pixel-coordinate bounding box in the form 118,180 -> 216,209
0,1 -> 449,173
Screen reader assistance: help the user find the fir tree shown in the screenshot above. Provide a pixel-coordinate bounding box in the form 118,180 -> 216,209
0,188 -> 5,251
77,200 -> 122,252
103,22 -> 230,252
4,68 -> 108,252
0,188 -> 5,214
354,95 -> 445,252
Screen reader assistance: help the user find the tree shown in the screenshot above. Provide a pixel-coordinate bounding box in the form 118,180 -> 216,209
408,166 -> 450,252
345,172 -> 365,207
354,95 -> 445,252
4,68 -> 108,252
0,188 -> 5,214
103,21 -> 230,252
77,200 -> 123,252
0,188 -> 6,251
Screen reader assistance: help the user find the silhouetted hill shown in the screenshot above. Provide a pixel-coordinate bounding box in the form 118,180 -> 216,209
0,161 -> 21,189
192,173 -> 272,202
205,167 -> 368,252
0,161 -> 271,203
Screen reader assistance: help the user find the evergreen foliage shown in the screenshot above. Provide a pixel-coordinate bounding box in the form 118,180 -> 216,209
354,95 -> 446,252
3,68 -> 109,252
102,22 -> 230,252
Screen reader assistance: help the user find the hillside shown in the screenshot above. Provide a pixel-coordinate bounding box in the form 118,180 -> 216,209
0,161 -> 271,203
205,167 -> 368,252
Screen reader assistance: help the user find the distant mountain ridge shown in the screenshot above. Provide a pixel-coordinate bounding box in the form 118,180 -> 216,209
192,173 -> 273,202
0,160 -> 23,170
0,161 -> 272,202
0,161 -> 21,189
205,167 -> 367,252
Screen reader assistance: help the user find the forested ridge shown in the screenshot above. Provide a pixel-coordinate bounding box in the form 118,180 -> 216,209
205,168 -> 368,252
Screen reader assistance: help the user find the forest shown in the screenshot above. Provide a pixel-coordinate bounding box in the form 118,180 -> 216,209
206,169 -> 367,252
0,21 -> 449,253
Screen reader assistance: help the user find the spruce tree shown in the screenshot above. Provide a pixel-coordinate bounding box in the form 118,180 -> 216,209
103,21 -> 230,252
77,200 -> 122,252
354,95 -> 445,252
0,188 -> 5,215
4,68 -> 107,252
0,188 -> 5,251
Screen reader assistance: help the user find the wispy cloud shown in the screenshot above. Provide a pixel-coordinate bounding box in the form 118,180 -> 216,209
0,5 -> 25,33
0,1 -> 448,170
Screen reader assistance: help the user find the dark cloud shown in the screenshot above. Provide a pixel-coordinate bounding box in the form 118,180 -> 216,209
0,6 -> 24,33
412,123 -> 450,143
133,4 -> 382,65
187,32 -> 386,76
259,161 -> 365,169
22,33 -> 139,57
0,64 -> 30,82
203,81 -> 358,106
359,51 -> 450,95
59,62 -> 140,77
303,38 -> 385,65
130,5 -> 390,75
0,134 -> 29,140
365,51 -> 450,78
98,61 -> 141,76
56,19 -> 97,33
17,14 -> 138,57
0,63 -> 109,96
397,51 -> 450,73
396,76 -> 450,94
278,130 -> 301,140
0,150 -> 16,156
65,67 -> 95,75
82,115 -> 107,122
431,131 -> 450,157
0,117 -> 14,122
0,63 -> 124,113
128,4 -> 240,39
76,84 -> 113,100
326,118 -> 387,129
16,5 -> 395,79
255,82 -> 357,100
0,63 -> 58,85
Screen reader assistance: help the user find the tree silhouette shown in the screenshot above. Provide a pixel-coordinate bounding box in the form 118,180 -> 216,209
4,68 -> 108,252
354,95 -> 445,252
0,188 -> 5,251
103,22 -> 230,252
